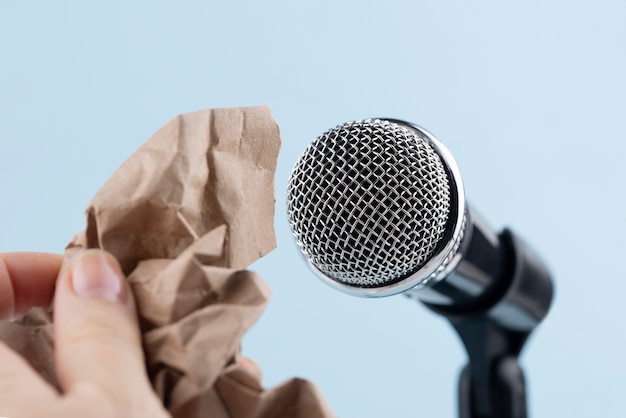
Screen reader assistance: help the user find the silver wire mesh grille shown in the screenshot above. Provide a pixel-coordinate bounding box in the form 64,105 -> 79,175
287,119 -> 452,287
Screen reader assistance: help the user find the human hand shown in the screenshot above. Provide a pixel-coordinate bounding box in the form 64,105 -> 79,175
0,250 -> 170,417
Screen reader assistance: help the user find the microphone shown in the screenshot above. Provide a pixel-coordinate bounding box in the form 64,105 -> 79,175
286,119 -> 553,418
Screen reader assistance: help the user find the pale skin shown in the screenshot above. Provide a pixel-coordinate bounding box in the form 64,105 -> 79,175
0,250 -> 261,417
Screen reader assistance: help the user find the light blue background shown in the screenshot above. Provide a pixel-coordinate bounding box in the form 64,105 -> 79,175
1,1 -> 624,417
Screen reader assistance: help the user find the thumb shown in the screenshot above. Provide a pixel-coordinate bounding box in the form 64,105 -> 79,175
53,250 -> 156,409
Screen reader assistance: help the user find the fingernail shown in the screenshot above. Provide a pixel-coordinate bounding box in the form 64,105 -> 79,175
71,250 -> 126,303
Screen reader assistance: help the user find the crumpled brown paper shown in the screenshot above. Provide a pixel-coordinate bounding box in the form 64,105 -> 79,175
0,106 -> 334,418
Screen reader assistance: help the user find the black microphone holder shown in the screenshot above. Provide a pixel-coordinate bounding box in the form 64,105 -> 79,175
425,229 -> 553,418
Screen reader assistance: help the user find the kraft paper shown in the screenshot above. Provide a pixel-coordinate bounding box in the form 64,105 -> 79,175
0,106 -> 334,418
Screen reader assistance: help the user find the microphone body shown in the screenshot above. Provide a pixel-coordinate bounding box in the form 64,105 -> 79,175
409,204 -> 553,333
287,119 -> 553,418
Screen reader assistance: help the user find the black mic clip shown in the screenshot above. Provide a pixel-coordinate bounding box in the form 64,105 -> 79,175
424,229 -> 554,418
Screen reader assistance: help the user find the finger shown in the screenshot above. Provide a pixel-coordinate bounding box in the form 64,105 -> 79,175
0,341 -> 59,414
53,250 -> 158,411
0,252 -> 63,320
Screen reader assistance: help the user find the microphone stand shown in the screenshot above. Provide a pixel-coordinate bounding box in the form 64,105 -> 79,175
425,229 -> 553,418
453,317 -> 529,418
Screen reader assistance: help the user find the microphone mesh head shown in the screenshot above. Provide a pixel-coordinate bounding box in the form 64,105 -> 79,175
287,119 -> 452,288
